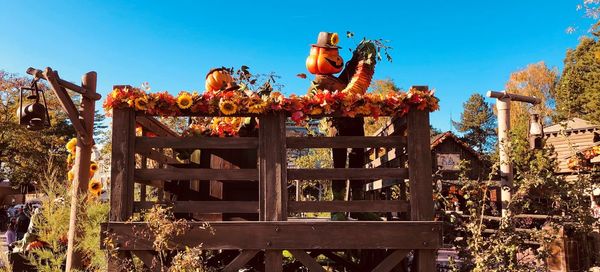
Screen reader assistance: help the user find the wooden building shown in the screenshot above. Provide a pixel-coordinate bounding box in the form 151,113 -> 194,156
544,117 -> 600,174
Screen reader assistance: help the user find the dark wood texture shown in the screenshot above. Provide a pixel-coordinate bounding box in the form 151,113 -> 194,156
286,136 -> 405,148
110,107 -> 136,221
287,168 -> 408,180
135,146 -> 180,165
133,201 -> 259,213
371,250 -> 409,272
407,104 -> 435,272
134,168 -> 258,181
101,221 -> 443,250
223,250 -> 260,272
289,250 -> 325,272
265,251 -> 283,272
288,200 -> 409,213
135,116 -> 178,137
136,136 -> 258,150
259,113 -> 287,221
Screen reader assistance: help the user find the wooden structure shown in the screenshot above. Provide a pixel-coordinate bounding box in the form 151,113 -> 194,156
102,85 -> 442,271
544,117 -> 600,174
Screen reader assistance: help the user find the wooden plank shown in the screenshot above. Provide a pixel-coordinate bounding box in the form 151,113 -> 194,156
101,221 -> 443,250
26,67 -> 101,100
286,136 -> 405,148
288,168 -> 408,180
135,168 -> 258,181
371,250 -> 409,272
110,107 -> 136,221
222,250 -> 260,272
133,201 -> 259,213
259,113 -> 287,221
135,116 -> 178,137
136,146 -> 180,165
265,250 -> 283,272
136,136 -> 258,149
288,200 -> 408,213
289,250 -> 325,272
407,102 -> 436,272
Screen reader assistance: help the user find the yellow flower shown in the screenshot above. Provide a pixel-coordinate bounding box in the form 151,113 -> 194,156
330,33 -> 339,46
309,107 -> 323,115
134,96 -> 148,111
219,99 -> 238,115
88,179 -> 103,197
90,162 -> 98,173
247,100 -> 268,114
176,92 -> 193,109
66,138 -> 77,153
67,170 -> 74,182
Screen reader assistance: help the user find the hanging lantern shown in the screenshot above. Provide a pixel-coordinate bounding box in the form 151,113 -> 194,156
528,112 -> 543,150
17,79 -> 51,131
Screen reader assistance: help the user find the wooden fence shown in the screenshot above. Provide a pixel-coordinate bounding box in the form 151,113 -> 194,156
101,85 -> 442,272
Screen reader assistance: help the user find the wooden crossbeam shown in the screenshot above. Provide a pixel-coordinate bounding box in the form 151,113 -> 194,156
134,168 -> 258,181
286,136 -> 406,148
222,250 -> 259,272
101,221 -> 442,251
135,116 -> 179,137
136,136 -> 258,150
288,200 -> 408,213
289,250 -> 325,272
371,250 -> 409,272
288,168 -> 408,180
133,201 -> 259,214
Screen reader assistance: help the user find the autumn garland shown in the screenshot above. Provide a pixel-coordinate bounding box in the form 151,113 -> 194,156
567,145 -> 600,170
105,87 -> 438,117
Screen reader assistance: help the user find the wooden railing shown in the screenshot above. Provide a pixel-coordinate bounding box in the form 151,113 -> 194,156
103,86 -> 441,271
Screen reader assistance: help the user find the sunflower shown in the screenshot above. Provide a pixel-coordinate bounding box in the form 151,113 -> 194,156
219,99 -> 238,115
67,170 -> 74,182
247,100 -> 268,114
330,33 -> 339,46
176,92 -> 193,109
65,138 -> 77,153
134,96 -> 149,111
88,179 -> 103,197
90,162 -> 98,173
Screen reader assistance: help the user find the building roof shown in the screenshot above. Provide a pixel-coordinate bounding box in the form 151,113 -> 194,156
544,118 -> 599,134
430,131 -> 482,160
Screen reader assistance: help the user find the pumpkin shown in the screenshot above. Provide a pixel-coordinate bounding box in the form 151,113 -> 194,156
306,46 -> 344,75
26,240 -> 45,251
205,68 -> 233,92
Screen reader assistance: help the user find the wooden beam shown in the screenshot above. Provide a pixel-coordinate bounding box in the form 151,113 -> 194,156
407,102 -> 436,271
110,108 -> 136,221
289,250 -> 325,272
265,250 -> 283,272
136,136 -> 258,150
288,168 -> 408,180
135,116 -> 179,137
26,67 -> 101,100
288,200 -> 408,213
135,168 -> 258,181
286,136 -> 405,149
43,68 -> 89,143
135,146 -> 180,165
487,90 -> 541,104
259,113 -> 287,221
371,250 -> 409,272
101,221 -> 443,251
133,201 -> 259,213
222,250 -> 260,272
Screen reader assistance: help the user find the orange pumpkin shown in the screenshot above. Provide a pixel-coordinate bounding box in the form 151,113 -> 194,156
26,240 -> 45,251
306,46 -> 344,75
205,68 -> 233,92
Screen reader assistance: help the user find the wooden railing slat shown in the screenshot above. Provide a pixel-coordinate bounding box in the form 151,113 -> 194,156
288,168 -> 408,180
133,201 -> 259,213
136,136 -> 258,150
286,136 -> 406,148
135,168 -> 258,181
288,200 -> 408,213
101,221 -> 443,250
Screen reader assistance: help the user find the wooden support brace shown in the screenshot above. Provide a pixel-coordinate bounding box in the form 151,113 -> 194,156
222,250 -> 260,272
371,250 -> 409,272
289,250 -> 325,272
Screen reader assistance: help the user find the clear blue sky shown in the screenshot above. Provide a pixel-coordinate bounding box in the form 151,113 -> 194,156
0,1 -> 593,131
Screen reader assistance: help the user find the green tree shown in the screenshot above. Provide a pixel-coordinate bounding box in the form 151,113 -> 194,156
554,34 -> 600,124
452,93 -> 496,153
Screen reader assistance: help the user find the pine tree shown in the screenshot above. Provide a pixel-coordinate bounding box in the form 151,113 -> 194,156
554,34 -> 600,124
452,93 -> 497,153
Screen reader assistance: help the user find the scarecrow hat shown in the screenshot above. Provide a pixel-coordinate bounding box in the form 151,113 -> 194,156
312,32 -> 341,49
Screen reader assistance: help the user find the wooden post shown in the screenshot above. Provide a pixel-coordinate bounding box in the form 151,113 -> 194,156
64,72 -> 97,271
407,86 -> 435,272
108,102 -> 136,270
258,113 -> 287,271
486,91 -> 541,217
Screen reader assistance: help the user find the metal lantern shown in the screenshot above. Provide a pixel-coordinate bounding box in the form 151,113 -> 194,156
17,79 -> 51,130
528,112 -> 544,150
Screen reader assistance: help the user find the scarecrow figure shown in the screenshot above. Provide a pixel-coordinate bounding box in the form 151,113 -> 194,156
306,32 -> 379,221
